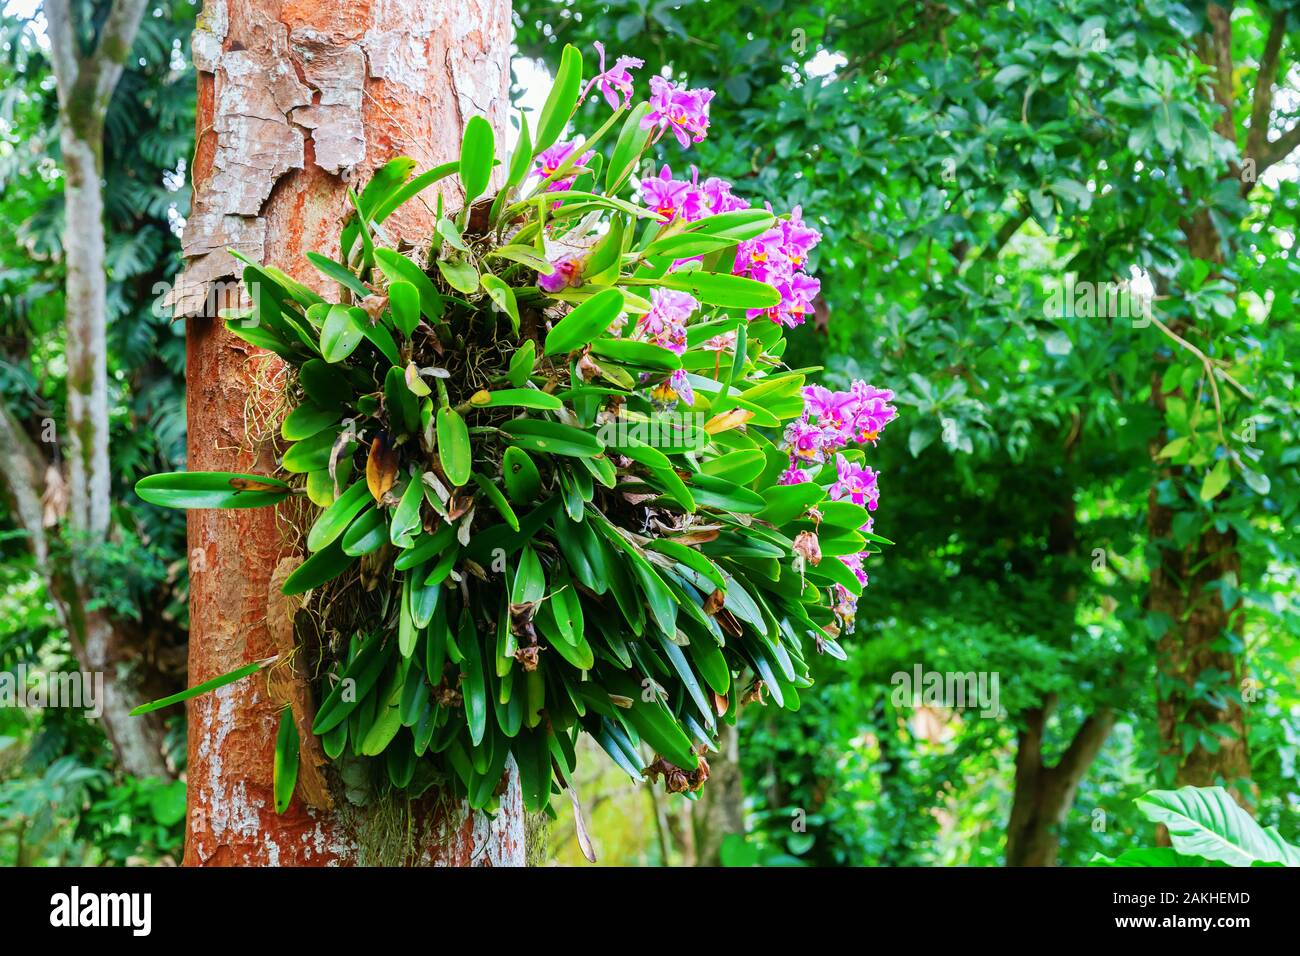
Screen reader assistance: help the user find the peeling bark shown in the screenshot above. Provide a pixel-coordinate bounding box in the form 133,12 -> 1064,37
179,0 -> 522,866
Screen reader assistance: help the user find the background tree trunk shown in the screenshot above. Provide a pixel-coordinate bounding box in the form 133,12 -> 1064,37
176,0 -> 522,866
1146,3 -> 1251,806
1004,452 -> 1113,865
692,722 -> 745,866
15,0 -> 175,780
1005,700 -> 1114,866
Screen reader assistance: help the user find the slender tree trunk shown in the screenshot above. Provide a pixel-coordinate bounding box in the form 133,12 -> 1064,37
176,0 -> 522,866
1004,453 -> 1114,865
17,0 -> 176,780
1146,3 -> 1251,803
692,722 -> 745,866
1005,700 -> 1115,866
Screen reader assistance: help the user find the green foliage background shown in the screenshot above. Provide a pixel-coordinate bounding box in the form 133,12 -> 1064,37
2,0 -> 1298,866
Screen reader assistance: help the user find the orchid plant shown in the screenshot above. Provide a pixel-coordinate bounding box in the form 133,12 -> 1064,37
132,45 -> 896,827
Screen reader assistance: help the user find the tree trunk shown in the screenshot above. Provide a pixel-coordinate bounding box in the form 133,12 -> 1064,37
1145,3 -> 1251,804
1005,700 -> 1115,866
692,722 -> 745,866
23,0 -> 175,780
176,0 -> 522,866
1004,451 -> 1114,865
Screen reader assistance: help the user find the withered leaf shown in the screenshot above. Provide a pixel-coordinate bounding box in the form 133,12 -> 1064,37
447,492 -> 475,522
568,785 -> 598,863
366,433 -> 398,501
704,407 -> 753,435
671,529 -> 720,546
716,608 -> 744,637
228,476 -> 284,493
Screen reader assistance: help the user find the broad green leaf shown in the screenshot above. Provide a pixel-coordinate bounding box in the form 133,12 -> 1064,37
502,447 -> 541,502
472,472 -> 520,531
394,523 -> 456,570
1200,459 -> 1231,501
438,217 -> 469,252
606,102 -> 652,192
502,418 -> 604,457
490,244 -> 554,273
437,258 -> 479,295
691,473 -> 767,513
281,539 -> 357,595
375,248 -> 442,320
512,544 -> 546,604
307,478 -> 371,552
589,337 -> 681,371
273,707 -> 300,814
507,340 -> 537,386
1135,786 -> 1300,866
136,472 -> 292,510
544,288 -> 626,355
686,209 -> 777,242
320,304 -> 364,362
389,476 -> 425,548
370,161 -> 459,225
299,359 -> 352,410
306,251 -> 370,299
437,406 -> 472,486
756,482 -> 826,524
702,449 -> 766,485
388,280 -> 420,337
535,44 -> 583,153
281,403 -> 340,442
647,271 -> 781,309
384,365 -> 420,434
341,505 -> 389,556
480,273 -> 521,333
1089,848 -> 1219,867
506,113 -> 533,189
459,115 -> 495,204
282,428 -> 350,474
467,387 -> 562,411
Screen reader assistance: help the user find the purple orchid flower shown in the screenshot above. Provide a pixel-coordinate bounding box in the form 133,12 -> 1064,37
783,415 -> 826,463
778,459 -> 816,485
802,385 -> 857,437
781,206 -> 822,269
638,165 -> 704,223
849,381 -> 899,442
635,287 -> 697,355
582,42 -> 644,110
641,76 -> 714,148
533,140 -> 594,193
840,551 -> 870,587
828,455 -> 880,510
538,254 -> 584,293
699,176 -> 749,214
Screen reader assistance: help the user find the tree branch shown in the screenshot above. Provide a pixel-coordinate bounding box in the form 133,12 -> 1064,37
0,402 -> 54,570
1245,9 -> 1288,164
89,0 -> 151,106
1259,121 -> 1300,172
41,0 -> 81,109
1046,708 -> 1116,788
42,0 -> 149,123
1204,4 -> 1237,142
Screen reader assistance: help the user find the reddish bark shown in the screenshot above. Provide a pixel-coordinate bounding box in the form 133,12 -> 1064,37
179,0 -> 521,866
